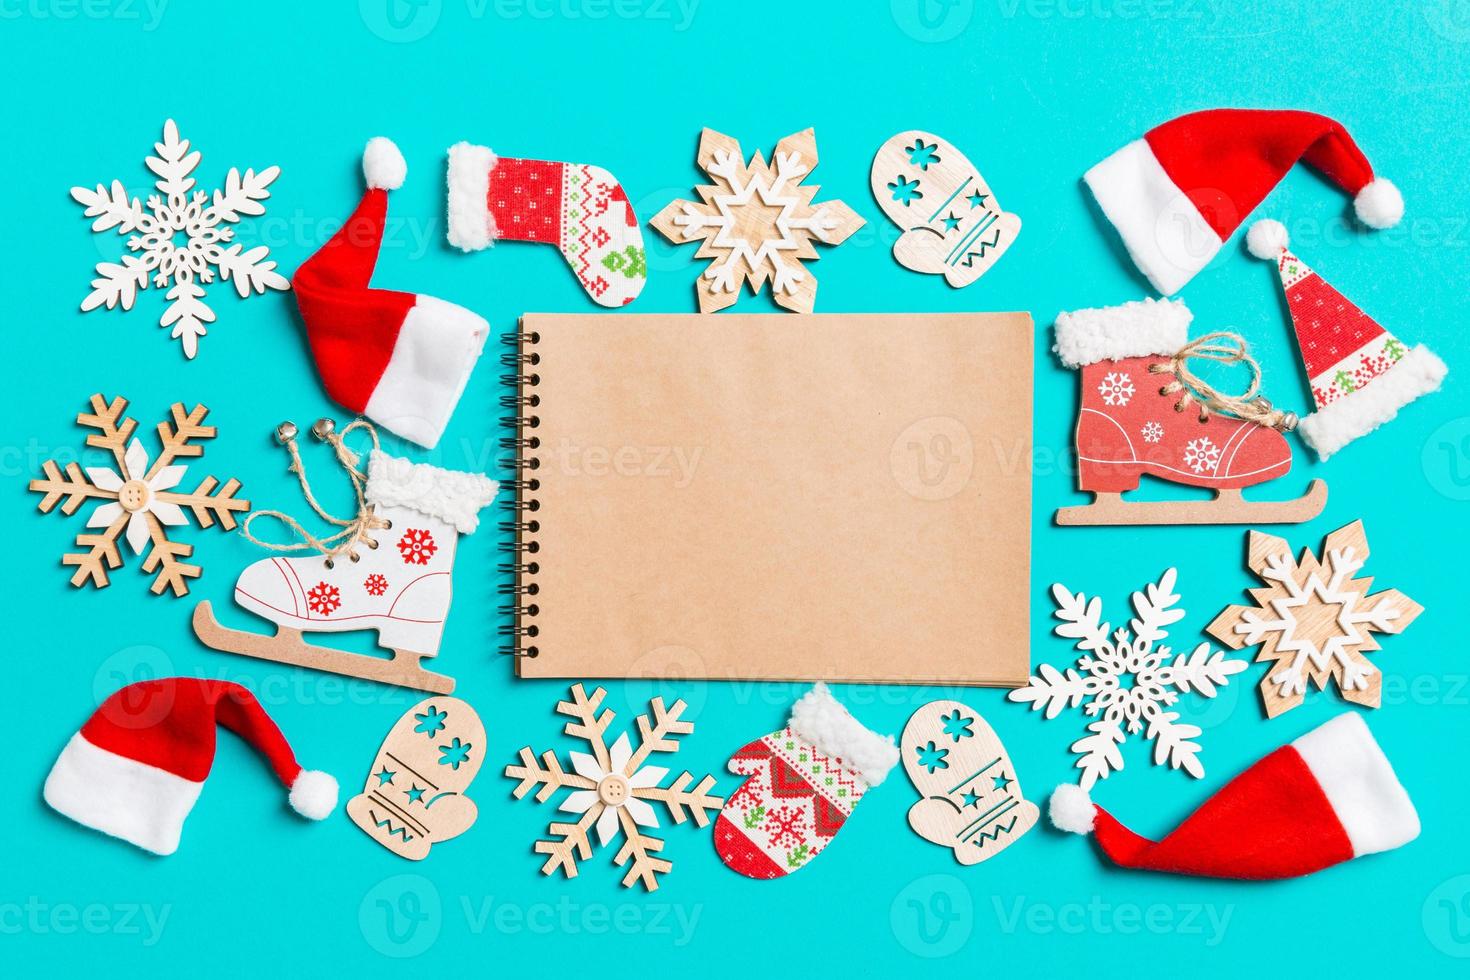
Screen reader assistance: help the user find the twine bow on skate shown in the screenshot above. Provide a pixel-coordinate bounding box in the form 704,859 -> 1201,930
240,418 -> 391,567
1150,332 -> 1298,431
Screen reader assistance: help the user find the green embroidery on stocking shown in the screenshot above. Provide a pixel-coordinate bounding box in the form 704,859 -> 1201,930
601,245 -> 646,279
743,805 -> 765,830
787,844 -> 810,868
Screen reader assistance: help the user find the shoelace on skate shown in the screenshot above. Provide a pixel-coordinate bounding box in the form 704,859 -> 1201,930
1150,332 -> 1298,431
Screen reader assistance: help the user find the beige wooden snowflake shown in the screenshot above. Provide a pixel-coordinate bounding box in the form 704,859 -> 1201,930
28,394 -> 250,596
1207,521 -> 1422,719
506,684 -> 724,891
650,128 -> 864,313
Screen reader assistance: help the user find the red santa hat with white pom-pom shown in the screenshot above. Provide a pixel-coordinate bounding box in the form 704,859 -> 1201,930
292,138 -> 489,450
1049,713 -> 1418,879
44,678 -> 338,856
1246,218 -> 1446,460
1084,109 -> 1403,295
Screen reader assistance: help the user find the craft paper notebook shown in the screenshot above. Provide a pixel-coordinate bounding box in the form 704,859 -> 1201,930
504,313 -> 1033,686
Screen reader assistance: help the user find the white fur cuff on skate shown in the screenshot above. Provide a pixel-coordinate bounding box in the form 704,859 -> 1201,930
1297,346 -> 1447,461
789,683 -> 898,787
1053,297 -> 1191,367
446,142 -> 498,251
366,450 -> 499,533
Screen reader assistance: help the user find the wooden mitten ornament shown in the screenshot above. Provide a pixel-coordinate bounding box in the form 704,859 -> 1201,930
347,697 -> 485,860
901,701 -> 1037,864
870,131 -> 1020,287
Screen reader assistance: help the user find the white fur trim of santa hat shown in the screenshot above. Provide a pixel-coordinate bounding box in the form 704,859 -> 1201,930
1354,178 -> 1404,230
288,769 -> 340,821
788,683 -> 899,788
1052,297 -> 1191,368
446,142 -> 499,252
363,137 -> 407,191
365,450 -> 499,534
1291,712 -> 1419,856
1297,345 -> 1448,460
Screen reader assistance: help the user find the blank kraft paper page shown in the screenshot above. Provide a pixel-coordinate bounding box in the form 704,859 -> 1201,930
516,313 -> 1033,685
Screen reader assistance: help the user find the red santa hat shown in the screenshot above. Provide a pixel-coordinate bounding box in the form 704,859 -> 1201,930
293,138 -> 488,449
1049,713 -> 1418,879
44,679 -> 338,856
1085,109 -> 1403,296
1244,220 -> 1447,460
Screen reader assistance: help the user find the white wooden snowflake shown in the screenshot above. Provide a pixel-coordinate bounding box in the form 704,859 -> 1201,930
70,119 -> 288,358
1009,568 -> 1247,790
1207,521 -> 1421,719
649,128 -> 864,313
506,684 -> 724,891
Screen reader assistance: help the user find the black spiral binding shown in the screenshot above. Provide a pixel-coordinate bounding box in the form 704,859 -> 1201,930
496,326 -> 541,660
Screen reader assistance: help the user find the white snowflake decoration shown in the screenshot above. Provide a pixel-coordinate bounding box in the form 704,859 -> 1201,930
1141,421 -> 1164,443
1097,371 -> 1135,406
1009,568 -> 1247,790
70,119 -> 288,358
1183,436 -> 1220,474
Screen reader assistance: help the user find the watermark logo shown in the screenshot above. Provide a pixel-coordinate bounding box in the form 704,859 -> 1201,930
1422,416 -> 1470,501
891,416 -> 974,500
890,874 -> 973,958
1424,874 -> 1470,958
994,895 -> 1233,945
891,0 -> 974,42
360,0 -> 442,42
1425,0 -> 1470,42
359,874 -> 442,958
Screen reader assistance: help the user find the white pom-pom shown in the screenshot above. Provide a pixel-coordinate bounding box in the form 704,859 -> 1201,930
1048,784 -> 1096,834
1246,219 -> 1289,260
1354,177 -> 1403,229
363,137 -> 406,191
288,769 -> 339,821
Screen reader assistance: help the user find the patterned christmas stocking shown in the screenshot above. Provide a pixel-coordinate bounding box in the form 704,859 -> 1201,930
447,143 -> 647,307
714,684 -> 898,879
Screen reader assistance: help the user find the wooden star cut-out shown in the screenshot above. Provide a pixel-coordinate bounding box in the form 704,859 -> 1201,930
650,128 -> 864,314
1207,521 -> 1422,719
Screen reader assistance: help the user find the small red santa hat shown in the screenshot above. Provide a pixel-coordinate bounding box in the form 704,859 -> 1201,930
1246,219 -> 1446,460
293,138 -> 488,449
1085,109 -> 1403,296
44,678 -> 338,856
1049,713 -> 1418,879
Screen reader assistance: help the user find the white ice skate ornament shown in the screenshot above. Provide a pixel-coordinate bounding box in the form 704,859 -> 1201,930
1009,568 -> 1248,790
28,394 -> 251,596
506,684 -> 725,891
193,422 -> 497,694
1207,521 -> 1422,720
901,701 -> 1038,864
70,120 -> 287,358
347,697 -> 486,860
649,128 -> 865,313
870,131 -> 1021,287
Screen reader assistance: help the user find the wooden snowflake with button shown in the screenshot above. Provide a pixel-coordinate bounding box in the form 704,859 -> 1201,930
1207,521 -> 1422,719
506,684 -> 724,891
650,128 -> 864,313
28,394 -> 250,596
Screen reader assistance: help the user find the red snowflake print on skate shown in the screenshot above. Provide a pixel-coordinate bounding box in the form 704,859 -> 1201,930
364,573 -> 388,596
308,582 -> 342,616
397,528 -> 438,565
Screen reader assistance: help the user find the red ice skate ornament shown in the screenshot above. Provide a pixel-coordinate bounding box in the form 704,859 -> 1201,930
1052,298 -> 1326,526
1084,108 -> 1402,296
193,418 -> 497,694
1246,219 -> 1447,461
1049,712 -> 1419,879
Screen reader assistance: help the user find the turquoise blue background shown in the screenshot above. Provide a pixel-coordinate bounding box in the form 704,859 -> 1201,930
4,1 -> 1469,974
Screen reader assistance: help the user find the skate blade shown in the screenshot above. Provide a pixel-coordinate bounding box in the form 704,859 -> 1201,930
1055,479 -> 1327,527
191,601 -> 456,694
